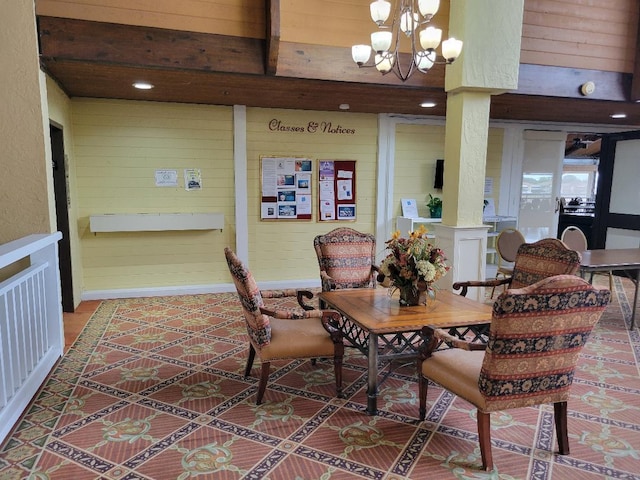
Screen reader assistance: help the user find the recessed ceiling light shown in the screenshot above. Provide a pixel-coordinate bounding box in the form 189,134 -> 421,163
420,102 -> 436,108
610,113 -> 627,119
132,82 -> 154,90
339,103 -> 350,110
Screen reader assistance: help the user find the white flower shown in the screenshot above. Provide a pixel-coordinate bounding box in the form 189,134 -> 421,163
416,260 -> 436,282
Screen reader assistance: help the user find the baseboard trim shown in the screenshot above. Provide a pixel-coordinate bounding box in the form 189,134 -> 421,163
81,279 -> 321,301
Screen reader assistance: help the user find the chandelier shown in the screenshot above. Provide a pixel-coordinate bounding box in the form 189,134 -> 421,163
351,0 -> 463,81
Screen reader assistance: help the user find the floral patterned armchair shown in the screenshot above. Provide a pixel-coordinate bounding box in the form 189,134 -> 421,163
306,228 -> 379,309
224,247 -> 344,404
453,238 -> 581,298
418,275 -> 610,471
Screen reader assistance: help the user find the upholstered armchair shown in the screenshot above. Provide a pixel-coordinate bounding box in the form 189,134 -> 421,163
304,227 -> 379,309
224,248 -> 344,404
418,275 -> 610,471
453,238 -> 581,298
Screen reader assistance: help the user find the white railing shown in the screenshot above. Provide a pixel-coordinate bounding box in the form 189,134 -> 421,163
0,233 -> 63,443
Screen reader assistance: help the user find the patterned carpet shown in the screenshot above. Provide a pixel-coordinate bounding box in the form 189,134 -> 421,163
1,279 -> 639,480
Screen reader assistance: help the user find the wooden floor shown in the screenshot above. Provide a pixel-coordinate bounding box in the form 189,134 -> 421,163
63,300 -> 101,352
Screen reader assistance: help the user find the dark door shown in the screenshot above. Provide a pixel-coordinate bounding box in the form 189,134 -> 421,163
50,124 -> 75,312
592,130 -> 640,249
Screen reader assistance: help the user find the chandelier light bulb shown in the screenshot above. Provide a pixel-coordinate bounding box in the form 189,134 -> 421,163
418,0 -> 440,17
415,50 -> 436,71
370,0 -> 392,25
400,11 -> 418,35
442,37 -> 463,62
375,53 -> 394,73
419,26 -> 442,50
352,44 -> 372,64
371,31 -> 393,52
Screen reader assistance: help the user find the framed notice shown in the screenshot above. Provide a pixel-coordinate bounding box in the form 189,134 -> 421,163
260,156 -> 313,220
317,160 -> 357,222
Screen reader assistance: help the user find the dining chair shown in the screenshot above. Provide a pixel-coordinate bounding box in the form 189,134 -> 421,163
453,238 -> 581,298
305,227 -> 379,309
224,247 -> 344,404
561,225 -> 613,291
418,274 -> 611,471
491,227 -> 525,297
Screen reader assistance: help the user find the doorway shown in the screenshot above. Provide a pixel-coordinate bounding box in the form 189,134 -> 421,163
518,130 -> 565,243
593,130 -> 640,248
50,123 -> 75,312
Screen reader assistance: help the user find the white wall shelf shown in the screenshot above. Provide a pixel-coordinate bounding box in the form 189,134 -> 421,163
89,213 -> 224,233
396,216 -> 441,236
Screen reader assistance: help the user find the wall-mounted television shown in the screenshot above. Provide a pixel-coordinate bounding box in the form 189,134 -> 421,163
434,159 -> 444,189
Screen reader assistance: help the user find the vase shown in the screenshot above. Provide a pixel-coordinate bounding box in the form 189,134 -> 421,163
398,285 -> 436,308
429,206 -> 442,218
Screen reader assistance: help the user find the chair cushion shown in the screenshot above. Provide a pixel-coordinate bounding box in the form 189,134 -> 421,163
225,248 -> 271,347
510,238 -> 580,289
422,350 -> 486,408
258,317 -> 336,361
479,275 -> 610,412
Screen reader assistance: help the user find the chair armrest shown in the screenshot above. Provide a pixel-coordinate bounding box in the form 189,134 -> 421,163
452,277 -> 510,297
319,310 -> 343,340
319,271 -> 337,291
261,288 -> 299,299
419,325 -> 487,360
259,307 -> 343,341
260,305 -> 319,319
297,290 -> 316,311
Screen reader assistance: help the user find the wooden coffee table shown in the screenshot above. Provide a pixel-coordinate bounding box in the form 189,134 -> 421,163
319,288 -> 492,415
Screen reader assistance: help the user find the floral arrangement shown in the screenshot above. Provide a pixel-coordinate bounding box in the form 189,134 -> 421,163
379,225 -> 449,304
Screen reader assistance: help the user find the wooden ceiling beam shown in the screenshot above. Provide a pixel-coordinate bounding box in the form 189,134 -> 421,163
36,16 -> 640,125
265,0 -> 280,76
38,16 -> 265,75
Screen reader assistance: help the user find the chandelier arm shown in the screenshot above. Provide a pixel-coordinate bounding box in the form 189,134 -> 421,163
391,0 -> 414,81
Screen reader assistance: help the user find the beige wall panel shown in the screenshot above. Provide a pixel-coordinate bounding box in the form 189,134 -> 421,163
393,124 -> 445,222
72,99 -> 235,291
521,0 -> 637,72
245,107 -> 378,282
36,0 -> 265,38
281,0 -> 451,49
1,1 -> 50,242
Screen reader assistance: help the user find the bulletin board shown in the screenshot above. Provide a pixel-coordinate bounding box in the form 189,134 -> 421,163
260,156 -> 313,220
318,160 -> 357,221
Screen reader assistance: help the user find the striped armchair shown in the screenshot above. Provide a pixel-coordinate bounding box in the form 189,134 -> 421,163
453,238 -> 582,298
224,248 -> 344,404
418,275 -> 610,471
314,227 -> 379,289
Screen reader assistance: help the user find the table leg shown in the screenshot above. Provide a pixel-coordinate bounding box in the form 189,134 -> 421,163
631,269 -> 639,330
367,332 -> 378,415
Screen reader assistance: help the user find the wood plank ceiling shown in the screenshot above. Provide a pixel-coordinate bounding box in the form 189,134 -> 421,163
37,1 -> 640,126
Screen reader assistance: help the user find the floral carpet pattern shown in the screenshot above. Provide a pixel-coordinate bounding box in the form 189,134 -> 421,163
1,278 -> 640,479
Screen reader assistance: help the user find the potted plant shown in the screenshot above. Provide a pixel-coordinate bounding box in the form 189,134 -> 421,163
426,194 -> 442,218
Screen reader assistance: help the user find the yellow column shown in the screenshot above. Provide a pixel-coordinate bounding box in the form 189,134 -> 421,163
435,0 -> 524,299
